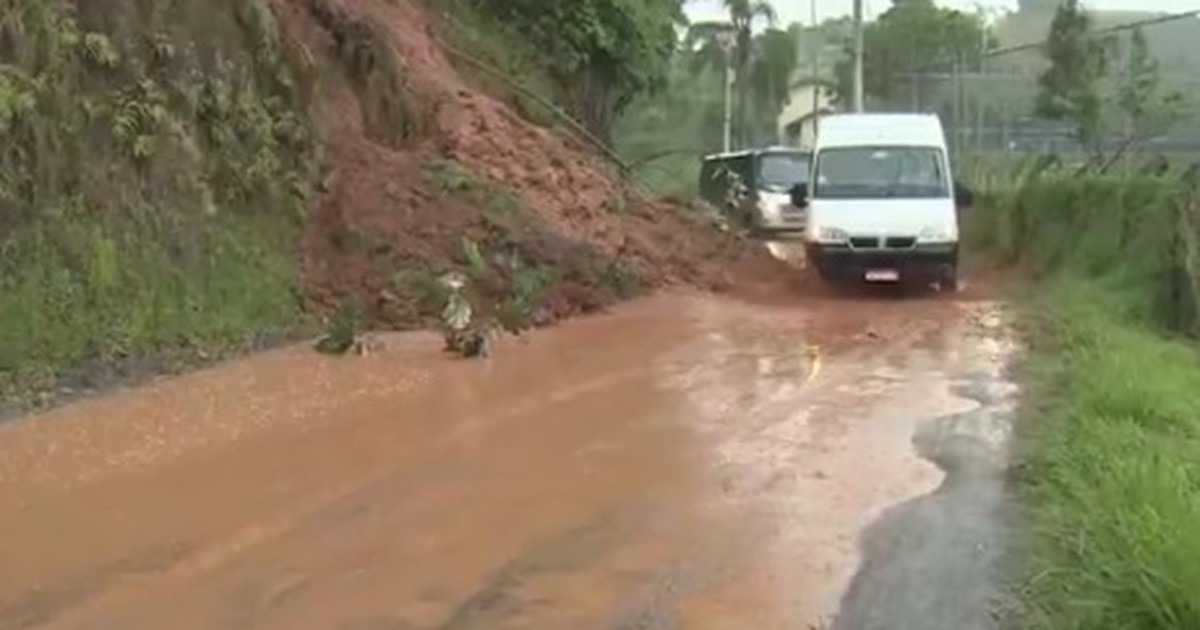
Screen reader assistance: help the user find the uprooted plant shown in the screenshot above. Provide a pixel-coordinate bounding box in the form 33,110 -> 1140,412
435,237 -> 555,358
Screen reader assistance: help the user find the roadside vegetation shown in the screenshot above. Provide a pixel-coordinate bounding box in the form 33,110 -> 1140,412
0,0 -> 314,406
964,3 -> 1200,624
971,157 -> 1200,629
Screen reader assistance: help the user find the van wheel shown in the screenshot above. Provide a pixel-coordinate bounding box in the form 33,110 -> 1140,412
813,262 -> 837,285
938,265 -> 959,293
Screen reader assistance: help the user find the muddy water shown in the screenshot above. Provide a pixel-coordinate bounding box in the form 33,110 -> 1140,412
0,290 -> 1017,630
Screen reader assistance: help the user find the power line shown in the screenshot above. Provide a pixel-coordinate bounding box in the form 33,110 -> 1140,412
985,9 -> 1200,61
910,9 -> 1200,73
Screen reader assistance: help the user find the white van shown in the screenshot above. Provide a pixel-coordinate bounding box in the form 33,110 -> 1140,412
789,113 -> 973,287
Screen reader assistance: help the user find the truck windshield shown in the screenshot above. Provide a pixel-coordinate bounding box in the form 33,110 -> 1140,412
813,146 -> 948,199
757,153 -> 810,192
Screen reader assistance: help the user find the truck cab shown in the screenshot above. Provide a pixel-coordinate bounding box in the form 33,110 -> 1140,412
699,147 -> 811,235
790,113 -> 971,288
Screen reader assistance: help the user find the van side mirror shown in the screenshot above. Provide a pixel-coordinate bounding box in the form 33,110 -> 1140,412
789,182 -> 809,208
954,181 -> 974,209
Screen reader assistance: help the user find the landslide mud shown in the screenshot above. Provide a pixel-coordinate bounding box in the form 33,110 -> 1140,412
0,289 -> 1018,630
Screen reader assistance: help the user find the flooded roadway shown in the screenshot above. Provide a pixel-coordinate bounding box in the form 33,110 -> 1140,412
0,285 -> 1019,630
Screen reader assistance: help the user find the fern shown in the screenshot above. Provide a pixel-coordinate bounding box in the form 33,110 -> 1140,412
0,64 -> 39,132
80,33 -> 120,69
111,79 -> 170,162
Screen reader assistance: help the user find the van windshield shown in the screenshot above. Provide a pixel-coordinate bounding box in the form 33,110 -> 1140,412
813,146 -> 948,199
757,153 -> 810,192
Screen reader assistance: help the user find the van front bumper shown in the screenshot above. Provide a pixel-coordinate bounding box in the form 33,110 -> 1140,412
805,242 -> 958,283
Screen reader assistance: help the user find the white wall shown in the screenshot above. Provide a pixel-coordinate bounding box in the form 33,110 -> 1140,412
778,84 -> 834,149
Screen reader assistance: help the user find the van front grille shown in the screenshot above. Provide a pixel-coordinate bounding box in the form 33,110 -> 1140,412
885,237 -> 917,249
849,237 -> 880,249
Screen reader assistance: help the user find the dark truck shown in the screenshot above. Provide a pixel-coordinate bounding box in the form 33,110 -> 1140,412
698,147 -> 811,236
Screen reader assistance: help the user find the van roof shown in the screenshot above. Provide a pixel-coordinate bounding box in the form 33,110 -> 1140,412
815,113 -> 946,149
702,146 -> 811,162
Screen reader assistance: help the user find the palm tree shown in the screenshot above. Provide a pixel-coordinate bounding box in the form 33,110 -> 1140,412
725,1 -> 777,146
746,28 -> 798,144
686,0 -> 778,148
726,0 -> 777,74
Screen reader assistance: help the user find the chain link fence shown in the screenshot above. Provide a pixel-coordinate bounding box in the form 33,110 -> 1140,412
867,14 -> 1200,170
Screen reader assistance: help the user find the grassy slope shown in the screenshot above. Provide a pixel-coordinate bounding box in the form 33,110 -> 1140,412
0,0 -> 314,405
972,165 -> 1200,628
1017,284 -> 1200,628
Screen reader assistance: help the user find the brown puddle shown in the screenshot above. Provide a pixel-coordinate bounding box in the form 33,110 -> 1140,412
0,289 -> 1015,630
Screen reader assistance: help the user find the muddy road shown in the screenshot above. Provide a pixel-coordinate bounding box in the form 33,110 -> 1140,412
0,279 -> 1019,629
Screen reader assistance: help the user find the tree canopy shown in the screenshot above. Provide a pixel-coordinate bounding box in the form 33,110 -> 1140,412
1034,0 -> 1109,145
684,0 -> 786,148
471,0 -> 686,140
832,0 -> 993,105
1113,27 -> 1187,141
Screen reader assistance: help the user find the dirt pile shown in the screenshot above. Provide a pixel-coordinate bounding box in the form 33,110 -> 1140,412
276,0 -> 789,331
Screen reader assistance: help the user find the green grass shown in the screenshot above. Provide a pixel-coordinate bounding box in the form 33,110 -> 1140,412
1016,282 -> 1200,629
972,166 -> 1200,628
629,154 -> 701,200
0,0 -> 314,400
0,205 -> 301,382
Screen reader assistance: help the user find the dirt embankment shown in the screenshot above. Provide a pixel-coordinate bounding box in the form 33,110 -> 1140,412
278,0 -> 789,330
1,0 -> 792,418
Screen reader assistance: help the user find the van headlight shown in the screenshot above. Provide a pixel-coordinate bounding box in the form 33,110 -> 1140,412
816,227 -> 849,243
918,225 -> 957,244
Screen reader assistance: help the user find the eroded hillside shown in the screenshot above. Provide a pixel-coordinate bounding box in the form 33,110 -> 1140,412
0,0 -> 783,411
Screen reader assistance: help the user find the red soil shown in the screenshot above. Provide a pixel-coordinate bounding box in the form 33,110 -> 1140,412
275,0 -> 790,330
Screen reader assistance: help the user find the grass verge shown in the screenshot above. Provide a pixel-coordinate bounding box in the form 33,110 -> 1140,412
1015,279 -> 1200,629
0,0 -> 314,412
973,165 -> 1200,628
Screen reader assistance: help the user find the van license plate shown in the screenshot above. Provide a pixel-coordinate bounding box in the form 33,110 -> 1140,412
865,269 -> 899,282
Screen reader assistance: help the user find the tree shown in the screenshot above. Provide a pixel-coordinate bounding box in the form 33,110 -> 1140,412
1034,0 -> 1109,147
725,0 -> 778,73
832,0 -> 992,106
685,0 -> 777,147
1115,26 -> 1185,141
745,28 -> 798,144
475,0 -> 687,141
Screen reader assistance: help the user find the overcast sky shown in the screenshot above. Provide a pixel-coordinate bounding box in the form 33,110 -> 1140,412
684,0 -> 1199,25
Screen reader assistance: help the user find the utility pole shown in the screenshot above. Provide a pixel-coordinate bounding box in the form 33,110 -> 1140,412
809,0 -> 820,145
852,0 -> 864,112
723,59 -> 734,152
811,0 -> 820,113
952,54 -> 963,158
718,27 -> 736,152
977,20 -> 988,152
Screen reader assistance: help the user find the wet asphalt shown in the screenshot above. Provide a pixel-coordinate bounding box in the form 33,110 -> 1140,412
832,374 -> 1017,630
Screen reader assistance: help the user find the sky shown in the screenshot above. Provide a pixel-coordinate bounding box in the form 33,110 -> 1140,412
684,0 -> 1200,25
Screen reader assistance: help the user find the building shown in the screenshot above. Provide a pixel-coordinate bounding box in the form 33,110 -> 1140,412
777,81 -> 836,149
